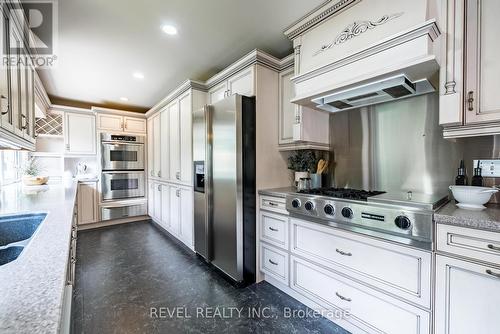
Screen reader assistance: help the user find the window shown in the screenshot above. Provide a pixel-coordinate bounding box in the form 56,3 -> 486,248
0,150 -> 28,186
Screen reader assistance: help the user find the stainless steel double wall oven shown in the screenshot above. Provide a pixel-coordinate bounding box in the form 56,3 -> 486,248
101,133 -> 146,201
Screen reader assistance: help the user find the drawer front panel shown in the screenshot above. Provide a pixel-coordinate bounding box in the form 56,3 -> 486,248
260,243 -> 289,284
437,224 -> 500,265
260,195 -> 287,215
291,256 -> 430,334
260,211 -> 289,249
291,218 -> 431,307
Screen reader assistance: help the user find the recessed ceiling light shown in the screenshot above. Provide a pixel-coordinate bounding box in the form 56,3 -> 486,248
161,24 -> 177,35
120,97 -> 129,102
133,72 -> 144,80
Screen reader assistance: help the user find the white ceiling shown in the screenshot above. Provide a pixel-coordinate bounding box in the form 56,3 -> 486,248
37,0 -> 324,111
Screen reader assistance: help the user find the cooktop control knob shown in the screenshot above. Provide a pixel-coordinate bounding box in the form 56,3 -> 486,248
304,201 -> 314,211
291,199 -> 301,208
324,204 -> 335,216
395,216 -> 411,230
341,207 -> 353,219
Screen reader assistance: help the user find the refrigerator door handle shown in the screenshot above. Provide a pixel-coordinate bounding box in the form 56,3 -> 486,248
205,105 -> 213,262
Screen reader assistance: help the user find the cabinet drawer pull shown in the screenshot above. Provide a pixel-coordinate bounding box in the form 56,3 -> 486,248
335,292 -> 352,302
267,202 -> 278,207
486,269 -> 500,279
268,259 -> 278,266
336,248 -> 352,256
268,227 -> 278,232
157,185 -> 161,191
157,171 -> 161,177
1,95 -> 9,115
487,244 -> 500,252
467,91 -> 474,111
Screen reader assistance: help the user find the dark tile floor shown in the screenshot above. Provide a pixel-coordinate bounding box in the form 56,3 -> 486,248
72,220 -> 350,334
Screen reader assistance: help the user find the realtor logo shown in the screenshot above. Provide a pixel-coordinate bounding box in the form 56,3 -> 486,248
2,0 -> 58,68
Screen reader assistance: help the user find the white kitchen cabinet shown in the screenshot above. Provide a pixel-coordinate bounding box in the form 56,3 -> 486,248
124,116 -> 146,133
97,114 -> 146,134
179,187 -> 193,247
208,81 -> 228,105
160,108 -> 170,181
77,181 -> 98,225
278,67 -> 329,149
179,93 -> 192,184
153,183 -> 162,222
441,0 -> 500,137
152,114 -> 161,178
435,255 -> 500,334
147,118 -> 154,178
0,9 -> 36,150
168,100 -> 180,182
64,112 -> 96,155
160,184 -> 170,229
208,66 -> 255,104
97,114 -> 122,132
169,186 -> 180,236
147,182 -> 155,217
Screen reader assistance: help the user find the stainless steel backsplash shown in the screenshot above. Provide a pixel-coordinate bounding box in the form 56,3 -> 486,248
329,93 -> 465,196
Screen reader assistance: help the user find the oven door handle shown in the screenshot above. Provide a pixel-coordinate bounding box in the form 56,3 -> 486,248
101,142 -> 144,146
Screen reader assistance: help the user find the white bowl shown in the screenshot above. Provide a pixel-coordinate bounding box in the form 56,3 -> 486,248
449,185 -> 498,210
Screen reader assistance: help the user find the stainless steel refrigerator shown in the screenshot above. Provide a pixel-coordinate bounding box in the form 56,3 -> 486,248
192,94 -> 256,284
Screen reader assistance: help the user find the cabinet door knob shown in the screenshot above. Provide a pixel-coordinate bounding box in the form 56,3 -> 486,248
487,244 -> 500,252
467,91 -> 474,111
158,171 -> 161,177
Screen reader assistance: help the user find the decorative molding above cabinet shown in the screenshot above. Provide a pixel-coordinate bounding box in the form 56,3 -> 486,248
284,0 -> 441,111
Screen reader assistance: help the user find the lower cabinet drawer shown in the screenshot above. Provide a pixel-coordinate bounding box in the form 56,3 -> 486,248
291,218 -> 431,308
260,243 -> 289,284
436,223 -> 500,265
101,203 -> 147,221
290,256 -> 430,334
260,211 -> 289,249
260,196 -> 288,215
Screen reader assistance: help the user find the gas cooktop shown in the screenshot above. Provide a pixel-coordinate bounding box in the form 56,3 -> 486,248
286,188 -> 437,246
298,188 -> 385,201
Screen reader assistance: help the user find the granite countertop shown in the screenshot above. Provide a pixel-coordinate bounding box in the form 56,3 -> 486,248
258,187 -> 297,198
0,180 -> 78,333
435,201 -> 500,233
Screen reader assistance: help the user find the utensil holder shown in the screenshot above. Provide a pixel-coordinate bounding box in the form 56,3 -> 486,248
310,174 -> 322,189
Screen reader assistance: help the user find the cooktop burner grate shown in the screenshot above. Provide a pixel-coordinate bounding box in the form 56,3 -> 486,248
298,188 -> 386,201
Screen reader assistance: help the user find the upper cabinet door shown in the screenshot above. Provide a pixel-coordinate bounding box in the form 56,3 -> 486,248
279,68 -> 295,145
97,114 -> 123,131
65,112 -> 96,155
168,100 -> 180,181
146,118 -> 154,178
0,10 -> 12,132
123,117 -> 146,133
228,66 -> 254,97
465,0 -> 500,124
160,108 -> 170,181
152,114 -> 161,178
179,92 -> 192,184
208,81 -> 227,105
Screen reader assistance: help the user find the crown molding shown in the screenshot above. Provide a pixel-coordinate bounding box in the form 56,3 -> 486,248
49,104 -> 94,115
145,79 -> 206,117
284,0 -> 361,40
91,106 -> 147,118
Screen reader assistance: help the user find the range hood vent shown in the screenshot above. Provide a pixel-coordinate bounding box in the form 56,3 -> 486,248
312,75 -> 434,113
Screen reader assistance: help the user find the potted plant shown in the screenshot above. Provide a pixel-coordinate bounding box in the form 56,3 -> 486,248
22,157 -> 49,186
287,150 -> 316,185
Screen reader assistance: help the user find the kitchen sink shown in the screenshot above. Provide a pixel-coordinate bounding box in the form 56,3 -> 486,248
0,246 -> 24,265
0,213 -> 47,265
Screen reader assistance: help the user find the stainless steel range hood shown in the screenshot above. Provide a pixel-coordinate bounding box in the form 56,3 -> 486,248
312,75 -> 435,113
